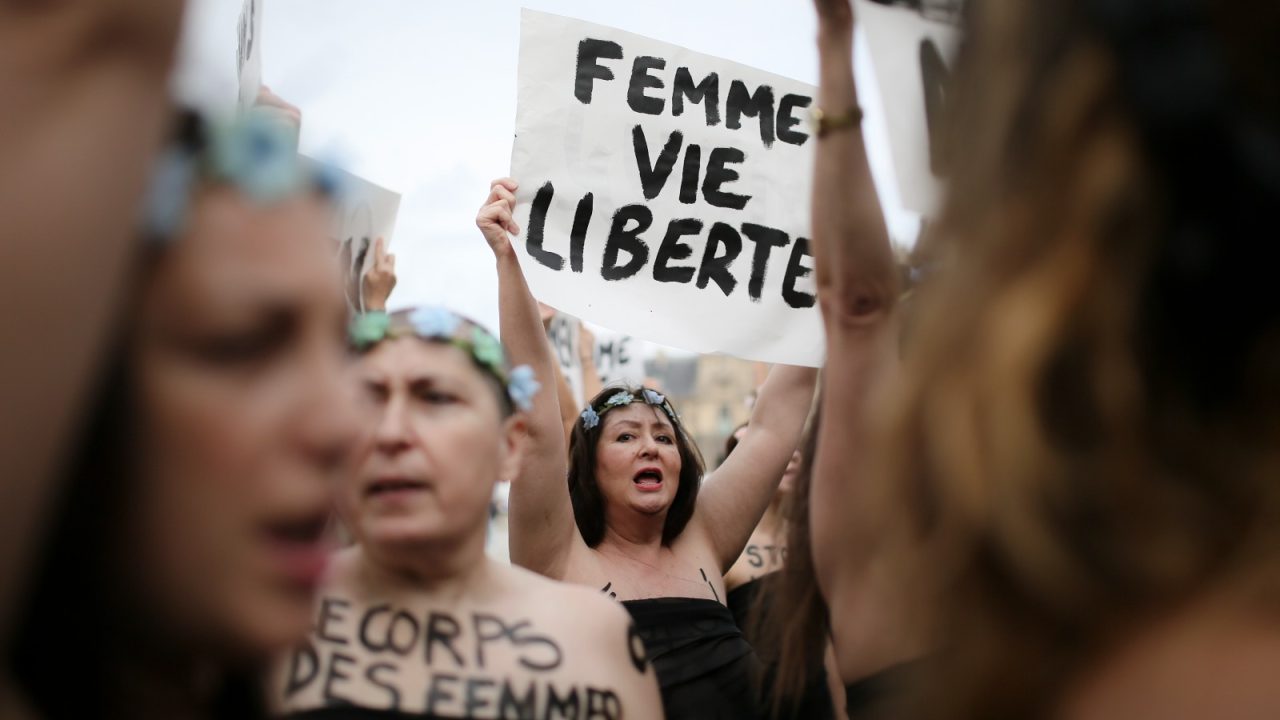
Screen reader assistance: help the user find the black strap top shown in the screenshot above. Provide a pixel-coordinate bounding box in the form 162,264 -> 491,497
622,597 -> 762,720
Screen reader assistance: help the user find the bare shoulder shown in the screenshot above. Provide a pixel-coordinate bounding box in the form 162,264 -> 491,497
491,562 -> 663,719
497,561 -> 630,631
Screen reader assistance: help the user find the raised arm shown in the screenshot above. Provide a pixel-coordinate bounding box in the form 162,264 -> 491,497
810,1 -> 900,323
807,0 -> 906,667
695,364 -> 818,571
477,179 -> 582,577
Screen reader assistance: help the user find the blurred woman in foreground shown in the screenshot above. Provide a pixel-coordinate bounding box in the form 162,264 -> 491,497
810,0 -> 1280,717
10,109 -> 358,718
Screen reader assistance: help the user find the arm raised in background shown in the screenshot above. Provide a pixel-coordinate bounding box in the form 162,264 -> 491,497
0,0 -> 185,648
808,0 -> 909,680
694,363 -> 818,572
478,178 -> 586,578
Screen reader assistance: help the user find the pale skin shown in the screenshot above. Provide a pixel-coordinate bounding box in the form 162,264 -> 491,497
131,186 -> 360,657
0,0 -> 185,653
362,237 -> 397,312
478,178 -> 818,603
723,426 -> 800,591
807,0 -> 929,683
275,338 -> 661,718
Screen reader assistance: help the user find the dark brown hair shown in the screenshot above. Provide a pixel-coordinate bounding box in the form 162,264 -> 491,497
750,409 -> 831,719
567,386 -> 705,547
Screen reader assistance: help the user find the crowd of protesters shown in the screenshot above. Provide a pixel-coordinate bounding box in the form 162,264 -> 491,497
3,0 -> 1277,718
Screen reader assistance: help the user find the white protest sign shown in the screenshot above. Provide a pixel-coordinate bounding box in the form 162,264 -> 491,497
235,0 -> 263,109
305,158 -> 402,312
545,312 -> 584,407
511,10 -> 822,367
591,328 -> 645,388
855,0 -> 962,215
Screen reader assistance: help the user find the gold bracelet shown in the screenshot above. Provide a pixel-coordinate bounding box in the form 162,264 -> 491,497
810,106 -> 863,138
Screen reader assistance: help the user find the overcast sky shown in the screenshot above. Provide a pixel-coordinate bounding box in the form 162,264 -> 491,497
174,0 -> 918,337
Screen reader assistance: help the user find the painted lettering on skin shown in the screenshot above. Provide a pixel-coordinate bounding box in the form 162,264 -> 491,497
291,600 -> 627,717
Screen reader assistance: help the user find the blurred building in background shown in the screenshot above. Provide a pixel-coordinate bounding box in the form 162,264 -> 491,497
646,352 -> 767,471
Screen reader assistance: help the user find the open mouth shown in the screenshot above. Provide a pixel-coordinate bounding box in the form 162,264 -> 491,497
265,515 -> 327,546
366,478 -> 428,498
633,469 -> 664,491
262,513 -> 330,588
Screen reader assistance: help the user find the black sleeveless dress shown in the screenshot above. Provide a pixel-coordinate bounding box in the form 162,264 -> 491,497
727,577 -> 836,720
622,597 -> 763,720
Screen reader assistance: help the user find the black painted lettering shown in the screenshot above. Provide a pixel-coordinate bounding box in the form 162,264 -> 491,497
358,604 -> 393,653
425,612 -> 466,667
464,677 -> 498,716
575,39 -> 623,104
672,67 -> 721,126
601,205 -> 652,281
285,641 -> 319,697
700,567 -> 721,604
473,613 -> 510,669
498,678 -> 538,719
782,237 -> 817,309
545,685 -> 581,720
318,597 -> 351,645
569,193 -> 594,273
514,627 -> 564,673
777,93 -> 813,146
425,673 -> 460,715
627,56 -> 667,115
322,652 -> 357,706
653,219 -> 702,284
696,222 -> 742,296
388,610 -> 419,656
526,182 -> 566,271
628,624 -> 648,674
702,147 -> 751,210
632,125 -> 683,200
746,545 -> 764,569
741,223 -> 790,302
365,663 -> 402,710
586,688 -> 622,720
679,144 -> 701,204
726,80 -> 777,148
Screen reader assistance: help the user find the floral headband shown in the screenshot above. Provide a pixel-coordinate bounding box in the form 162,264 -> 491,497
142,108 -> 344,242
580,388 -> 677,430
349,307 -> 540,412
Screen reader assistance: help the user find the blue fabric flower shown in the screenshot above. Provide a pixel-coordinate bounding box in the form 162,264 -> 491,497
604,391 -> 635,408
409,307 -> 462,339
580,406 -> 601,430
642,389 -> 666,406
209,111 -> 301,203
349,311 -> 391,349
507,365 -> 540,412
141,147 -> 198,241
